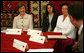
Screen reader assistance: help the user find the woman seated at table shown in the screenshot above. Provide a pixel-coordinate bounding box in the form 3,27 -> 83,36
13,2 -> 33,31
42,3 -> 59,32
53,3 -> 77,52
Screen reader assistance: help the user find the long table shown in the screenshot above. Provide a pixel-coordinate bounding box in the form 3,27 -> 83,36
1,31 -> 62,52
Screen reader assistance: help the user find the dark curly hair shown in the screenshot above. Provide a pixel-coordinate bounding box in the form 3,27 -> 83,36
59,3 -> 69,10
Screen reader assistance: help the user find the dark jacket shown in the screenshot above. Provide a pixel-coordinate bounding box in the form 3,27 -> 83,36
42,13 -> 59,32
76,28 -> 83,52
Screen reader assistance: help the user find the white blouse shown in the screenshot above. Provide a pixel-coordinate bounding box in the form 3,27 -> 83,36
13,13 -> 33,31
48,14 -> 53,32
54,15 -> 77,39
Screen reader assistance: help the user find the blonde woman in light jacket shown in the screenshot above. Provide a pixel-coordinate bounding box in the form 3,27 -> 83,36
13,2 -> 33,31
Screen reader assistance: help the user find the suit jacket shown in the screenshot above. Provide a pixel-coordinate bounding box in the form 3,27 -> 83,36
13,13 -> 33,31
76,28 -> 83,52
42,13 -> 59,32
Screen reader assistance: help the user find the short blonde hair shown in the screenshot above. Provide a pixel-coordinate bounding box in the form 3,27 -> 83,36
16,2 -> 26,11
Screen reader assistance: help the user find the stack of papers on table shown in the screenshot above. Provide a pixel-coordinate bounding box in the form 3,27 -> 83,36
27,49 -> 54,52
47,35 -> 67,39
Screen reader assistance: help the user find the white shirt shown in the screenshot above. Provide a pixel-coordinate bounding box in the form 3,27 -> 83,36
54,15 -> 77,39
13,13 -> 33,31
78,24 -> 83,35
48,14 -> 53,32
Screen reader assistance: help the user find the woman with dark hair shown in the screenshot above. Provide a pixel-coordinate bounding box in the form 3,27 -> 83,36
42,3 -> 59,32
53,3 -> 77,52
54,3 -> 77,39
13,2 -> 33,31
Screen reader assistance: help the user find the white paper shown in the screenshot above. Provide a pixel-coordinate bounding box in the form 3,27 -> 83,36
1,30 -> 6,33
27,49 -> 54,52
47,35 -> 67,39
6,29 -> 22,35
13,39 -> 28,52
29,35 -> 45,44
27,29 -> 42,36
